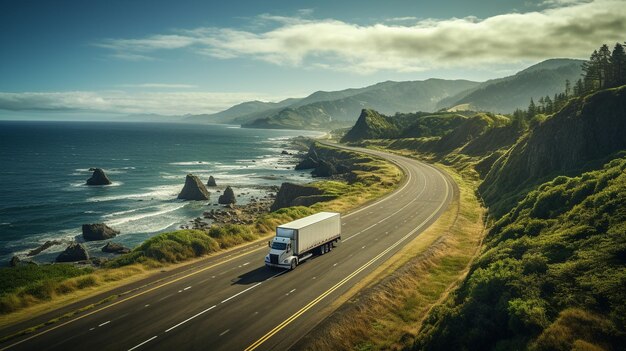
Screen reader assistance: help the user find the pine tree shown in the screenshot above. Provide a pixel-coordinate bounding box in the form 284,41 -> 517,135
598,44 -> 612,88
574,78 -> 584,96
565,79 -> 571,97
528,98 -> 537,118
544,95 -> 553,115
610,42 -> 626,87
582,49 -> 601,91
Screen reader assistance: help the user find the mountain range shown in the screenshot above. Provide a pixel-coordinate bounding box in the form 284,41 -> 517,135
186,59 -> 584,129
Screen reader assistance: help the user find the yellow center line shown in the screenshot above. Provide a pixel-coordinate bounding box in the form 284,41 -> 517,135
245,165 -> 451,351
1,245 -> 267,351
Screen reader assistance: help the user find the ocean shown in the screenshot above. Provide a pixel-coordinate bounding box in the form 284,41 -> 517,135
0,121 -> 321,263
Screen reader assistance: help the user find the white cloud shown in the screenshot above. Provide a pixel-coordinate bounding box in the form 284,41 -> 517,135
95,0 -> 626,73
0,91 -> 281,115
118,83 -> 198,89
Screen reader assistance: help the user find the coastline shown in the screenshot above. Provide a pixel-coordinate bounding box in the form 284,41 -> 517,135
0,139 -> 403,333
0,122 -> 323,265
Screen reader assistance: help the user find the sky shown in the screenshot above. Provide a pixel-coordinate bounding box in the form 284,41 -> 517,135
0,0 -> 624,118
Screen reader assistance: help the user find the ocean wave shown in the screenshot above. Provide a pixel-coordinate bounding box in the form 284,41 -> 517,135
106,203 -> 186,226
170,161 -> 215,166
86,184 -> 178,202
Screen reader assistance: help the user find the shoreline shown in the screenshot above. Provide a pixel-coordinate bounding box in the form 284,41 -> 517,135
3,128 -> 317,266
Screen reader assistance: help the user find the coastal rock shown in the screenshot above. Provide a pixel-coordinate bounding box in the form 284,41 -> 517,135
312,159 -> 337,177
207,176 -> 217,187
281,150 -> 289,155
56,243 -> 89,262
218,186 -> 236,204
101,242 -> 130,254
86,168 -> 112,186
27,240 -> 63,256
82,223 -> 119,241
9,256 -> 20,267
178,174 -> 210,200
295,157 -> 319,170
270,182 -> 328,211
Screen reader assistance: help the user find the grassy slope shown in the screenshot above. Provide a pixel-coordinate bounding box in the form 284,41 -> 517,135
0,142 -> 401,330
416,156 -> 626,351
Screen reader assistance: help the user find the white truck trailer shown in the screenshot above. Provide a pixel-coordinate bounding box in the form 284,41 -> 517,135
265,212 -> 341,270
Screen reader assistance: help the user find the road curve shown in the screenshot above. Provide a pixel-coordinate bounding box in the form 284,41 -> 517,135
0,143 -> 454,351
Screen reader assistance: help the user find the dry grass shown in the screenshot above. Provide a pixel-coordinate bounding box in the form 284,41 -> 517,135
296,163 -> 486,351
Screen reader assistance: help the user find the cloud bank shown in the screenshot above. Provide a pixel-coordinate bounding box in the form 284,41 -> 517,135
96,0 -> 625,73
0,91 -> 278,115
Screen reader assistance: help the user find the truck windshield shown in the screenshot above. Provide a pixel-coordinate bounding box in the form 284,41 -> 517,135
271,242 -> 287,250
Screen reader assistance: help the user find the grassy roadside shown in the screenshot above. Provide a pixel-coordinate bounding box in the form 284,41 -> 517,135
0,142 -> 402,335
297,158 -> 486,351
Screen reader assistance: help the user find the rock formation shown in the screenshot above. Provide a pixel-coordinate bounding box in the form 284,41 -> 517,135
270,182 -> 336,211
27,240 -> 63,256
101,242 -> 130,254
82,223 -> 119,241
207,176 -> 217,187
178,174 -> 210,200
56,243 -> 89,262
86,168 -> 112,185
218,186 -> 236,204
9,256 -> 20,267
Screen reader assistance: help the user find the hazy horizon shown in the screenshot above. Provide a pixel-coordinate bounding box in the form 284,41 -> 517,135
1,0 -> 624,119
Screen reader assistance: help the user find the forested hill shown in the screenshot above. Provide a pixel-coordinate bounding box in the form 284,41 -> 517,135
436,59 -> 584,113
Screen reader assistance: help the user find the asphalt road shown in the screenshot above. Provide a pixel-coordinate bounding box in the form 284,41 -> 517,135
0,143 -> 454,351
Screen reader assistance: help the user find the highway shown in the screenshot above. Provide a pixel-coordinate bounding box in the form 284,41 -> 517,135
0,143 -> 454,351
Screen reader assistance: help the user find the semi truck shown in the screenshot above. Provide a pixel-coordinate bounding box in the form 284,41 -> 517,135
265,212 -> 341,270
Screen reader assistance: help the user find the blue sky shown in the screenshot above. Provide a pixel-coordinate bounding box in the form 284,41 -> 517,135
0,0 -> 624,117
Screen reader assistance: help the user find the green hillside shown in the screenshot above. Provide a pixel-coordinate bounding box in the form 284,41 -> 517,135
416,155 -> 626,351
437,59 -> 584,113
481,85 -> 626,216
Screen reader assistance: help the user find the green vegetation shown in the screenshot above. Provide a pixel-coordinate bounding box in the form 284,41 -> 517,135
416,156 -> 626,350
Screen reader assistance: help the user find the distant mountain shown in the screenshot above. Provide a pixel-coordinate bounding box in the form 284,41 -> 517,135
189,58 -> 584,130
437,59 -> 584,113
185,98 -> 301,124
242,79 -> 479,129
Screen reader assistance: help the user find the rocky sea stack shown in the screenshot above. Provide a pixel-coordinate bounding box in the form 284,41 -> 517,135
56,243 -> 89,262
82,223 -> 119,241
86,168 -> 112,186
102,242 -> 130,254
178,174 -> 210,200
218,186 -> 236,204
207,176 -> 217,187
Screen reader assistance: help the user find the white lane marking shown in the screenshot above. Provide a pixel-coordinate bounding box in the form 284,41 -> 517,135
362,246 -> 366,249
219,329 -> 230,336
165,305 -> 216,333
144,304 -> 150,307
89,327 -> 95,331
128,336 -> 157,351
221,282 -> 262,304
183,286 -> 191,291
243,262 -> 250,266
157,294 -> 173,302
333,263 -> 337,267
98,321 -> 110,327
285,289 -> 296,296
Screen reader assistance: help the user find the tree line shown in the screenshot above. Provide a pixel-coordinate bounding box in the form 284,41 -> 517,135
513,41 -> 626,122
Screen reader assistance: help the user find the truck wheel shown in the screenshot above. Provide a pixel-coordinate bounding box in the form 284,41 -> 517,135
290,260 -> 297,270
328,242 -> 333,251
320,244 -> 326,255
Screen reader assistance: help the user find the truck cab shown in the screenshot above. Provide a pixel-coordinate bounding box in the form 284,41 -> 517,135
266,237 -> 294,268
